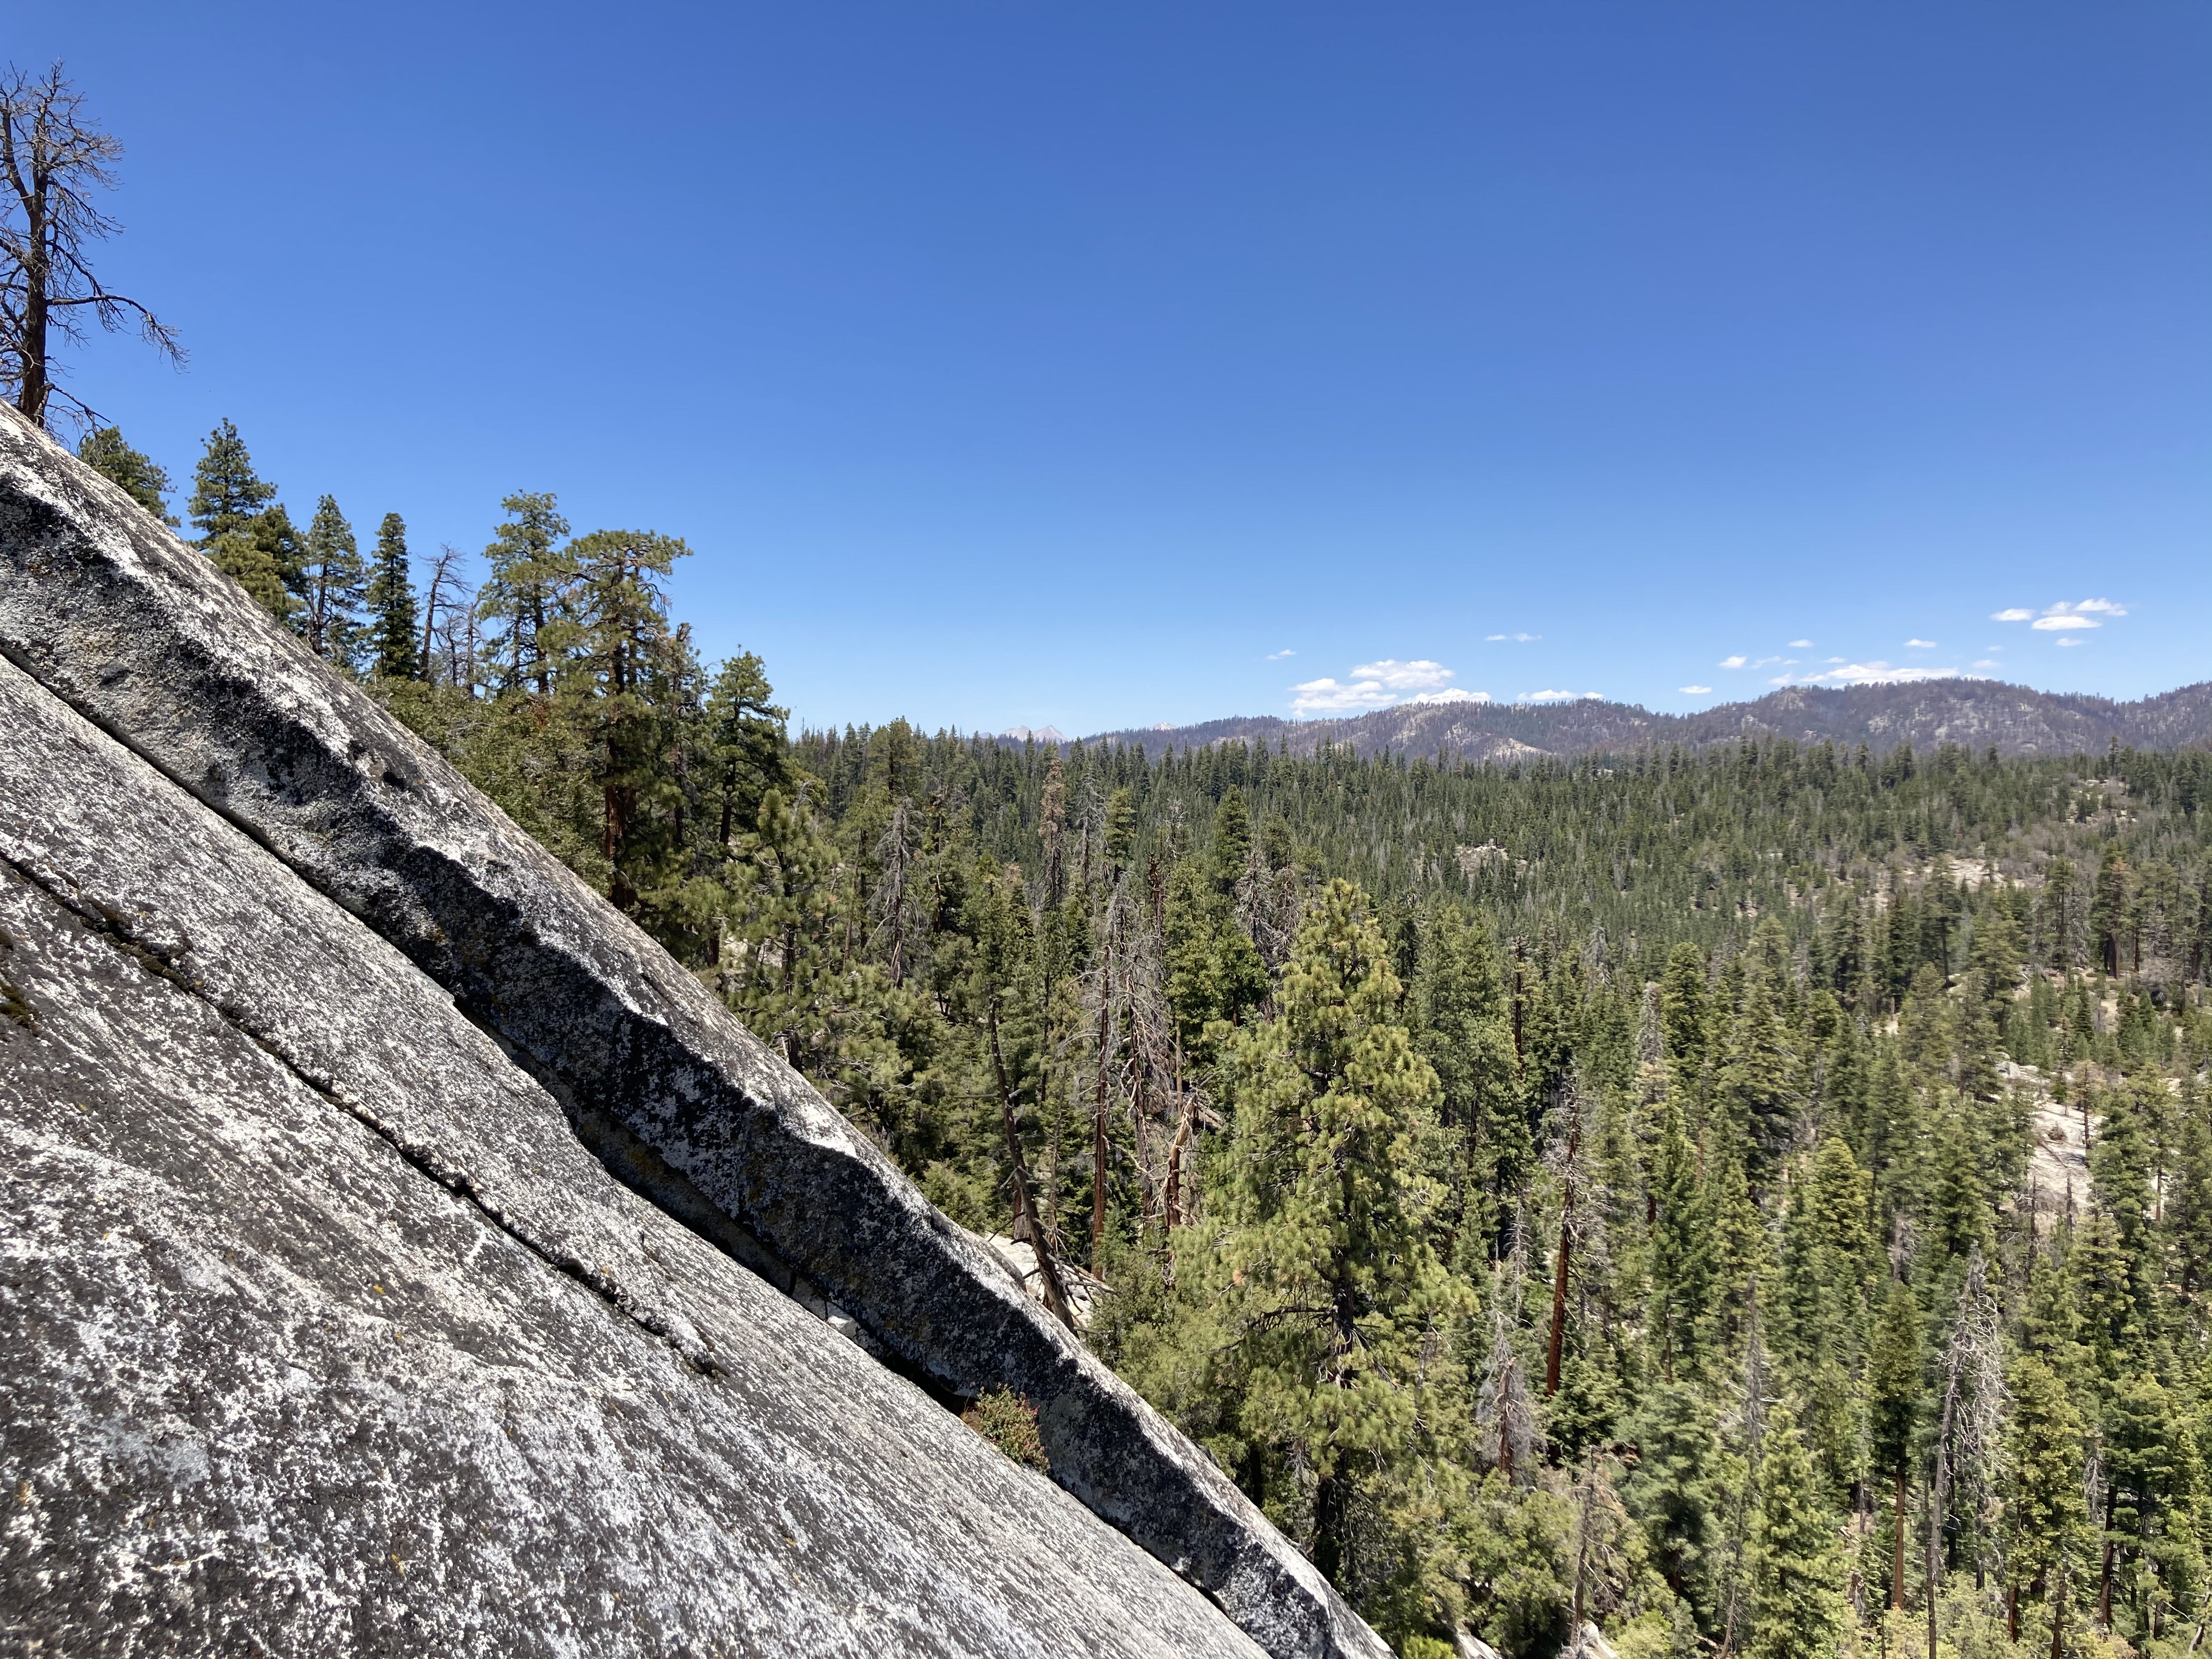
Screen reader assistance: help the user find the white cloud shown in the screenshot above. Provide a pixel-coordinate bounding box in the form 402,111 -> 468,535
1788,639 -> 1813,648
1905,639 -> 1937,648
1973,659 -> 2002,670
1290,676 -> 1396,713
1826,657 -> 1847,664
1788,659 -> 1962,686
1266,648 -> 1295,660
2056,637 -> 2084,648
1679,685 -> 1713,695
1289,657 -> 1470,715
2000,598 -> 2128,631
1719,654 -> 1748,669
1350,658 -> 1455,691
1485,632 -> 1540,643
1520,689 -> 1601,703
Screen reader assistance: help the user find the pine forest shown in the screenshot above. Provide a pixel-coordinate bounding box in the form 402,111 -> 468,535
88,420 -> 2212,1659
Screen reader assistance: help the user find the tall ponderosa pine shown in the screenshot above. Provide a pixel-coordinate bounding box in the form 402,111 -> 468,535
563,528 -> 688,911
364,512 -> 420,680
1218,879 -> 1468,1599
478,490 -> 573,696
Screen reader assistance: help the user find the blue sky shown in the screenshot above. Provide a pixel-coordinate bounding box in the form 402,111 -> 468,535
19,1 -> 2210,733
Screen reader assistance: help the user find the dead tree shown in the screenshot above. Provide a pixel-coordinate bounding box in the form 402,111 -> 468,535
418,545 -> 470,687
0,63 -> 182,431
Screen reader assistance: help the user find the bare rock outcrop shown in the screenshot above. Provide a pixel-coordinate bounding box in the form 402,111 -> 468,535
0,407 -> 1385,1658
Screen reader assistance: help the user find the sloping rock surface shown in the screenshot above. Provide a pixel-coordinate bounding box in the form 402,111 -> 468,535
0,407 -> 1383,1659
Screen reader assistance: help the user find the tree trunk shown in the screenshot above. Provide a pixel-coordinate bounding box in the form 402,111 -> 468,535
1313,1468 -> 1346,1585
1892,1466 -> 1907,1611
1163,1097 -> 1193,1229
1545,1165 -> 1574,1396
2100,1482 -> 2116,1630
14,198 -> 47,425
1091,955 -> 1111,1272
2050,1567 -> 2067,1659
986,997 -> 1076,1329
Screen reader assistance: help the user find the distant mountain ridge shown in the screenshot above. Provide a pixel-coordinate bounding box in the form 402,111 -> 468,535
1080,679 -> 2212,761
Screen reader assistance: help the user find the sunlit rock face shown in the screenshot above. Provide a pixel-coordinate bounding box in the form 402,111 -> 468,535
0,407 -> 1387,1659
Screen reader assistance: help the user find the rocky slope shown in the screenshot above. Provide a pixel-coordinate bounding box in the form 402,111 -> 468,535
0,407 -> 1384,1659
1086,679 -> 2212,761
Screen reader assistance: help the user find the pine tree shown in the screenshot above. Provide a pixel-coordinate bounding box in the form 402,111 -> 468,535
1742,1409 -> 1845,1659
75,425 -> 175,523
703,651 -> 788,850
1866,1278 -> 1923,1611
1625,1382 -> 1722,1618
2102,1369 -> 2205,1645
252,501 -> 309,618
2169,1092 -> 2212,1301
1647,1094 -> 1714,1378
477,490 -> 573,696
364,512 -> 420,680
561,528 -> 690,911
2006,1355 -> 2089,1651
1212,787 -> 1252,893
1218,878 -> 1468,1593
1719,927 -> 1795,1172
1410,907 -> 1524,1256
186,418 -> 275,543
1104,786 -> 1137,876
208,529 -> 294,623
299,494 -> 364,668
724,782 -> 847,1076
1660,943 -> 1709,1086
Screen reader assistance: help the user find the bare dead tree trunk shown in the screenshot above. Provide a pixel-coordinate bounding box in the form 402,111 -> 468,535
1164,1097 -> 1193,1229
0,64 -> 182,431
986,996 -> 1076,1329
419,545 -> 465,685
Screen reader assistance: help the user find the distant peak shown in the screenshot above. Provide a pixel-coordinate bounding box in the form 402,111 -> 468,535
1000,724 -> 1066,744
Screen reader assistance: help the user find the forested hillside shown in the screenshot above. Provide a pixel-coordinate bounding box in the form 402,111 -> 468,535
1090,680 -> 2212,764
94,424 -> 2212,1659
